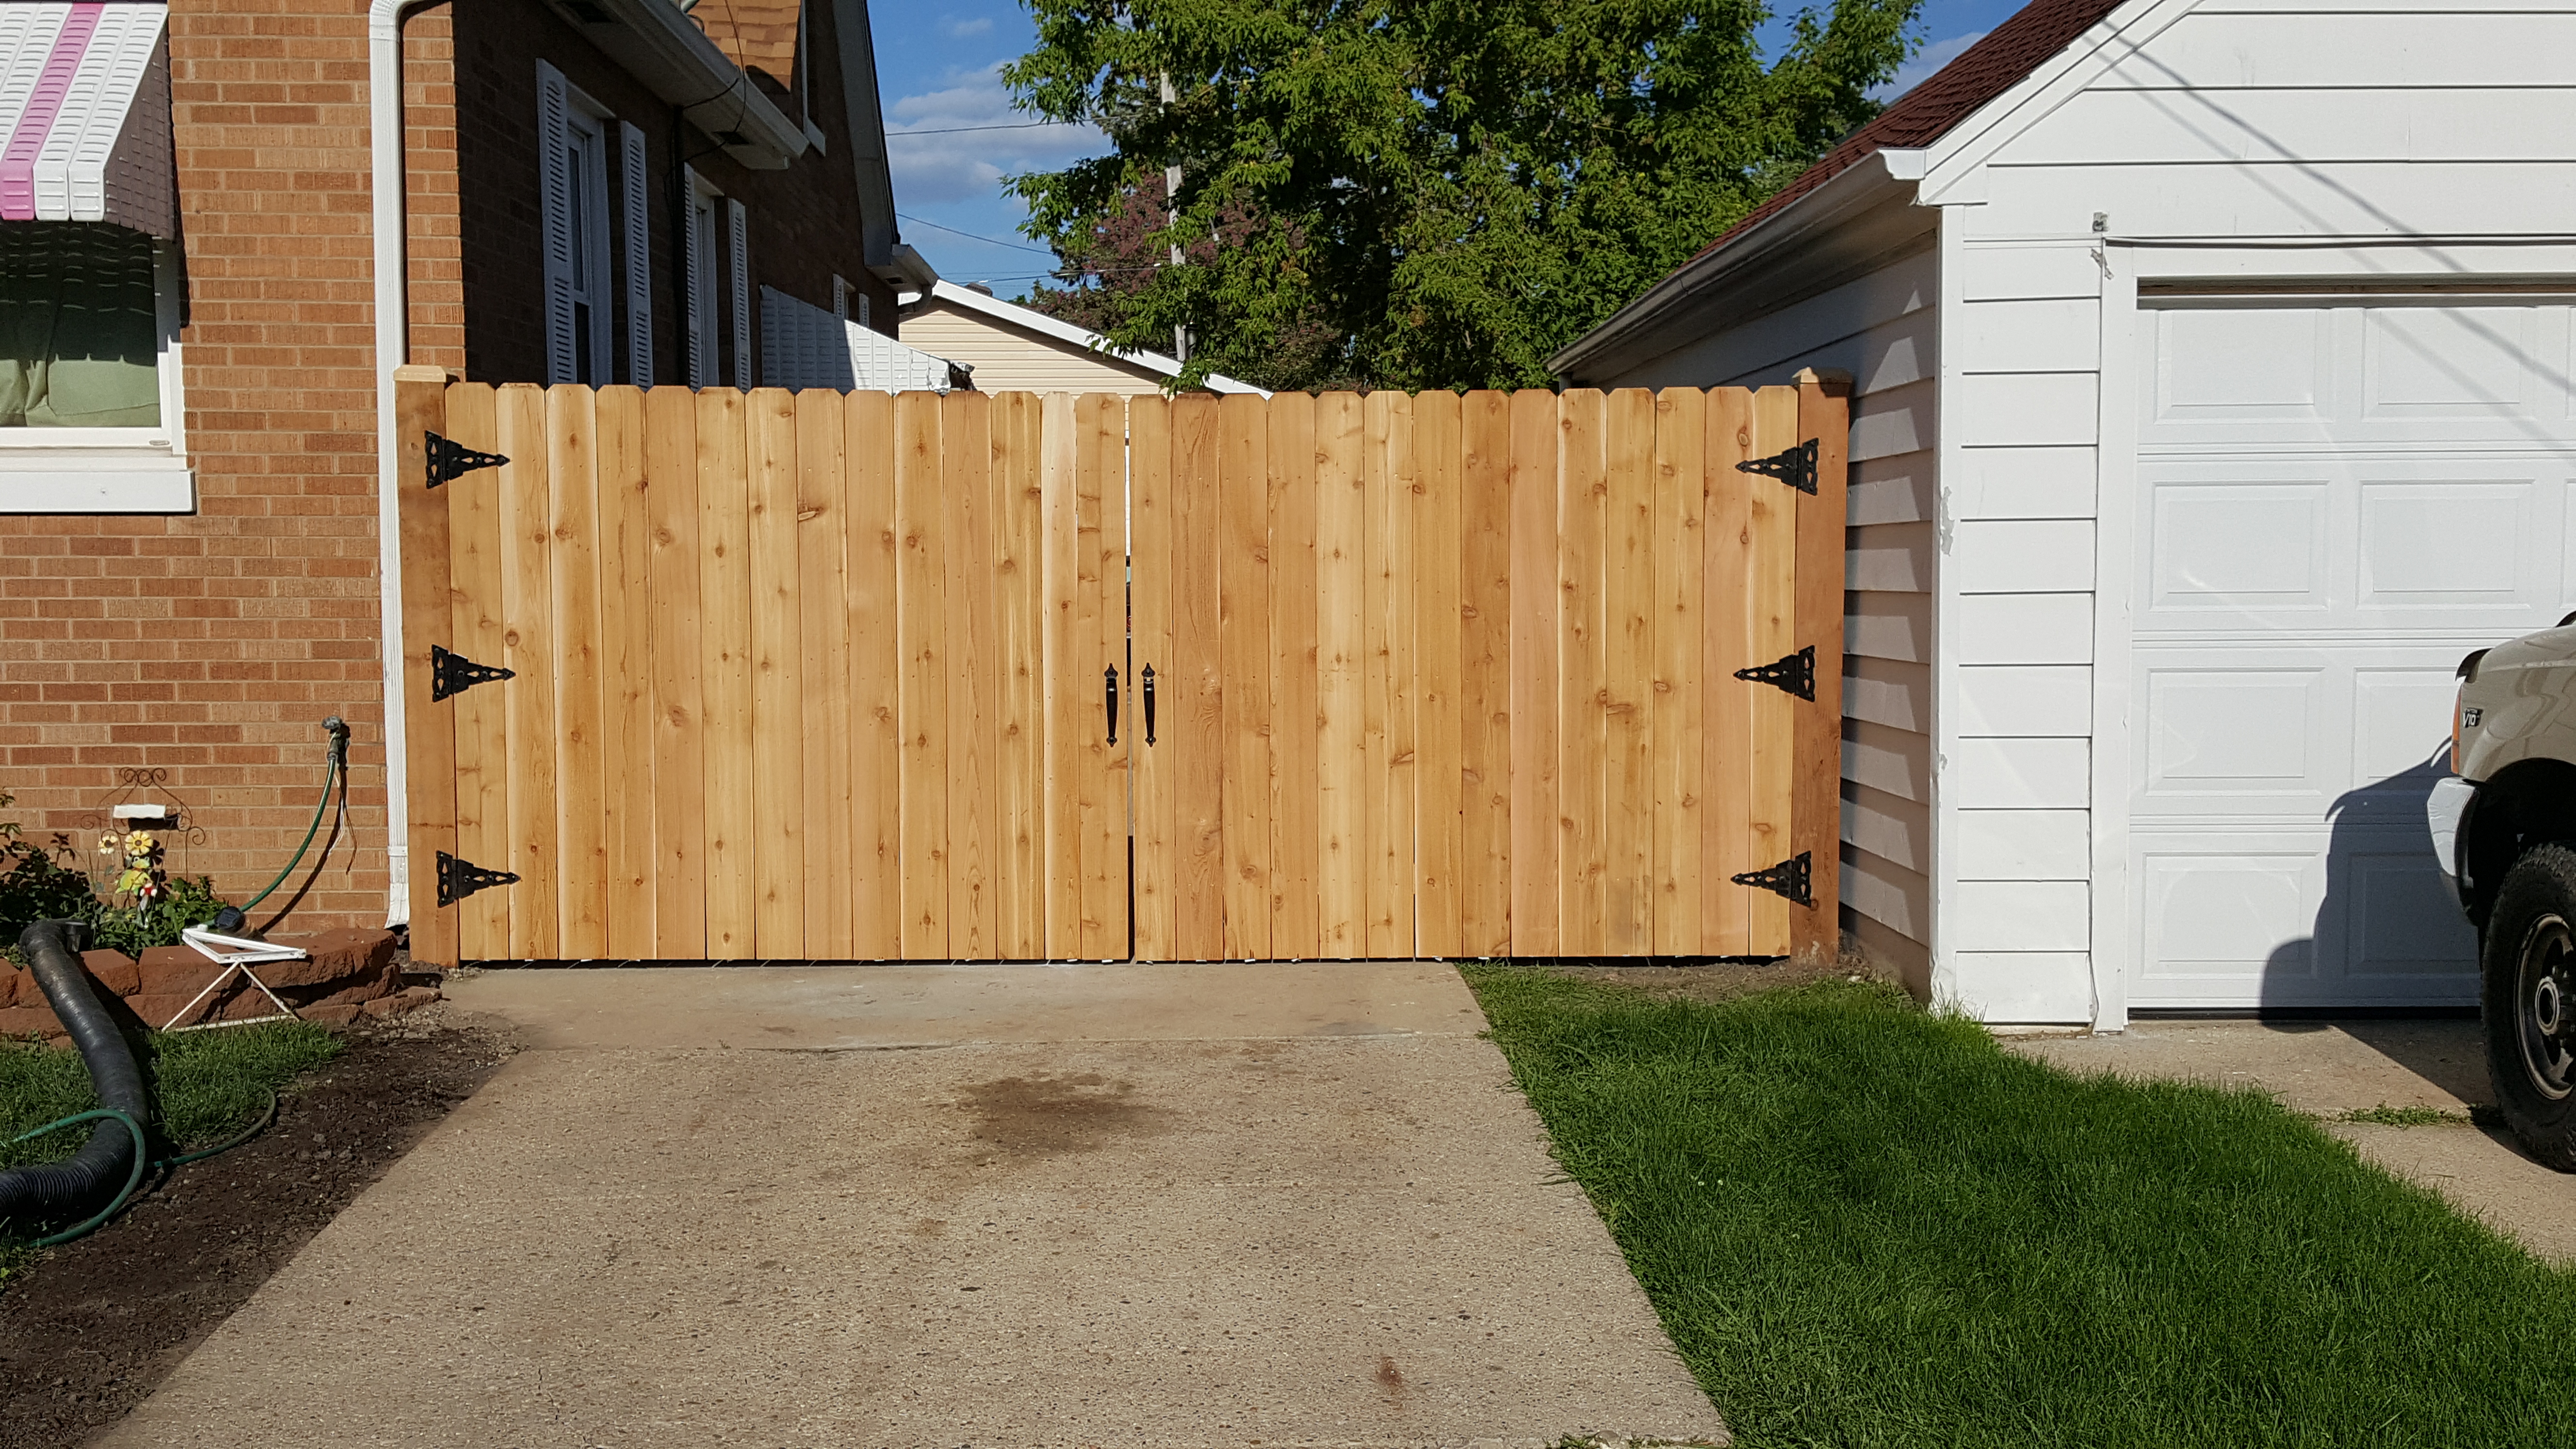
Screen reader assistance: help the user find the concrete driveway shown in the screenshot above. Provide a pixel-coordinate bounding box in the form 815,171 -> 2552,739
102,962 -> 1724,1449
2009,1017 -> 2576,1262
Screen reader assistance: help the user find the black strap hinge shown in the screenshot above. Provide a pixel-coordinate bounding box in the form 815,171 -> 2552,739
425,432 -> 508,488
436,851 -> 520,908
1734,644 -> 1815,701
1732,852 -> 1813,907
1736,437 -> 1818,495
431,644 -> 515,702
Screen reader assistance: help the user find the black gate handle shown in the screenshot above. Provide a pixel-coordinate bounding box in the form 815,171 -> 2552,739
1141,663 -> 1157,746
1105,664 -> 1119,745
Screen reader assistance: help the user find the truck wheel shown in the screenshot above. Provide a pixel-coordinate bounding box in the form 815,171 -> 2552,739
2483,844 -> 2576,1170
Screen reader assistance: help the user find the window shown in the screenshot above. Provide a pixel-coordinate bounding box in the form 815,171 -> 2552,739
0,222 -> 190,512
538,62 -> 616,386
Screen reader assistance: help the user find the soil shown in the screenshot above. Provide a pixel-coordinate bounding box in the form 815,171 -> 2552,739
0,1005 -> 516,1449
1522,950 -> 1897,1007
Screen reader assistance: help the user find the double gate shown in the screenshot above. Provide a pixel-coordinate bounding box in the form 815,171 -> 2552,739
393,372 -> 1847,966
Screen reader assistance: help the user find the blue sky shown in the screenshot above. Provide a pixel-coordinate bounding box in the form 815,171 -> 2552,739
869,0 -> 2027,295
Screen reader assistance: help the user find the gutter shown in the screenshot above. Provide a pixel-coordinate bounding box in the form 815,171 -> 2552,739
369,0 -> 441,928
542,0 -> 808,170
1546,148 -> 1928,383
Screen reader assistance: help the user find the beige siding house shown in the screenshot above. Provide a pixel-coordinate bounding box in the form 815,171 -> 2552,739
899,281 -> 1264,396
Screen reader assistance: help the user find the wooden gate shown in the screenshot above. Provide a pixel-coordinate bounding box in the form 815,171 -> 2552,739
394,371 -> 1845,967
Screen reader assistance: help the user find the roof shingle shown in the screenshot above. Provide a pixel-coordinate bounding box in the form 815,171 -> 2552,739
1695,0 -> 2130,258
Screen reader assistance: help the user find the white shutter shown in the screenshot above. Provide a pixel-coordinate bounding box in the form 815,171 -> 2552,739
726,198 -> 752,389
619,121 -> 652,388
536,61 -> 576,386
682,168 -> 709,388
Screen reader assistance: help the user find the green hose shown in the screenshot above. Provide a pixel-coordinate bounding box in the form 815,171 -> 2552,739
236,718 -> 350,916
6,1089 -> 282,1248
12,1108 -> 148,1248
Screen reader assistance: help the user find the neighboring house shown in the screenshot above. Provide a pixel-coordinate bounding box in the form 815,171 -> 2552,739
1553,0 -> 2576,1026
0,0 -> 923,932
899,281 -> 1267,397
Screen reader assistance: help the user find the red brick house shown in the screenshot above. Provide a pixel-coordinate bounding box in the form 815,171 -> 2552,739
0,0 -> 928,933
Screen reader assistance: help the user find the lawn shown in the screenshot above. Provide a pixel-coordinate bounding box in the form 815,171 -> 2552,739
1,1020 -> 342,1279
1465,966 -> 2576,1449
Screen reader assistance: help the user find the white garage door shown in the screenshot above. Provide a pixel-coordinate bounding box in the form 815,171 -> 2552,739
2130,295 -> 2576,1009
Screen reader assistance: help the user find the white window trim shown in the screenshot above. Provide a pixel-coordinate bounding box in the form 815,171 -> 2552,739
0,237 -> 193,514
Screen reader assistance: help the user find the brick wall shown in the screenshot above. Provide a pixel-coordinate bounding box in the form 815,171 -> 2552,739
1,0 -> 896,941
0,0 -> 419,933
451,0 -> 895,386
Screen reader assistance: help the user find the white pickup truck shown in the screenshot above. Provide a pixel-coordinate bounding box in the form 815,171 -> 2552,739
2438,613 -> 2576,1167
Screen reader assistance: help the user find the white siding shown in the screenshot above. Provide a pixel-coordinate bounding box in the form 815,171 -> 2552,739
1927,0 -> 2576,1020
1603,241 -> 1940,991
898,301 -> 1178,396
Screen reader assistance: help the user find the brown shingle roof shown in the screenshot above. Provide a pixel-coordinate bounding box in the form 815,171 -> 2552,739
1695,0 -> 2131,258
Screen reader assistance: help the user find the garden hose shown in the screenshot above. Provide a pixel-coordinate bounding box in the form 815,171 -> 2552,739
1,1094 -> 279,1250
9,1108 -> 146,1248
228,715 -> 351,925
0,921 -> 151,1239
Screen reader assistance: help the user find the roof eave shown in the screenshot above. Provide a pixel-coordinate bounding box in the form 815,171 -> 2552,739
1548,147 -> 1929,383
545,0 -> 809,170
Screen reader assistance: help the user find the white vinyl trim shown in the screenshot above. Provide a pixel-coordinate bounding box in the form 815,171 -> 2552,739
2088,242 -> 2141,1032
619,120 -> 652,387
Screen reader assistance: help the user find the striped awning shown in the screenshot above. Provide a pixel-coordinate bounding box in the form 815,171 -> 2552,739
0,2 -> 173,236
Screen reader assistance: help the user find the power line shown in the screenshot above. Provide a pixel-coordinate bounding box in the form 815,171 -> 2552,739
885,120 -> 1077,136
896,212 -> 1057,255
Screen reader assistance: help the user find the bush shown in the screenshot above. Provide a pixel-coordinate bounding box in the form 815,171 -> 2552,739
0,790 -> 235,956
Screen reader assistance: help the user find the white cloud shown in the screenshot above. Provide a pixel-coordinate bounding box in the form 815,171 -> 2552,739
1875,31 -> 1986,102
946,17 -> 993,37
884,63 -> 1104,207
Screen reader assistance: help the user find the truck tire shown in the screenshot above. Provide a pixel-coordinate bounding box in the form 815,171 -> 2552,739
2483,844 -> 2576,1170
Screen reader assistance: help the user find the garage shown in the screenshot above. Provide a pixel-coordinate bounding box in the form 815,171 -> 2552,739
2125,296 -> 2574,1008
1548,0 -> 2576,1022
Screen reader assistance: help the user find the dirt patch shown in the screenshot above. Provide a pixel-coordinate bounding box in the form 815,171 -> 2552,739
1518,952 -> 1891,1008
0,1008 -> 515,1449
960,1072 -> 1170,1159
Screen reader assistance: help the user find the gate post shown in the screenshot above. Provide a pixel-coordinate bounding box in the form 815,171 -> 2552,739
1791,368 -> 1852,966
393,366 -> 459,968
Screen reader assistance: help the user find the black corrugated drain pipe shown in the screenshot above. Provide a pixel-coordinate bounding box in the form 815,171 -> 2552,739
0,921 -> 151,1241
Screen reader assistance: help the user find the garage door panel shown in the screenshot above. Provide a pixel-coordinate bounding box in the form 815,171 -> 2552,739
2129,831 -> 2477,1008
2136,845 -> 2319,988
2139,458 -> 2571,635
2352,667 -> 2459,785
2363,306 -> 2542,421
2357,480 -> 2537,612
2147,480 -> 2331,615
2340,849 -> 2478,979
2127,296 -> 2570,1007
2140,300 -> 2576,449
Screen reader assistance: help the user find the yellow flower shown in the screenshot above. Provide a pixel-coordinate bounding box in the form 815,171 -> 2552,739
98,834 -> 120,855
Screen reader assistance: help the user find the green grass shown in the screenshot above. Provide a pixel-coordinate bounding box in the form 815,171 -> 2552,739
1465,966 -> 2576,1449
0,1021 -> 342,1280
2337,1103 -> 2468,1127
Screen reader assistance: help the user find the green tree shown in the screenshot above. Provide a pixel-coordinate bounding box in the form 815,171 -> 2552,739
1008,0 -> 1920,393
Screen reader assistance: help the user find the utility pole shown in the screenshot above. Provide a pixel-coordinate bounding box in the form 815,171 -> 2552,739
1160,72 -> 1187,364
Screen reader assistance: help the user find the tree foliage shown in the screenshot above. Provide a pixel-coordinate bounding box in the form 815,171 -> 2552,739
1007,0 -> 1920,392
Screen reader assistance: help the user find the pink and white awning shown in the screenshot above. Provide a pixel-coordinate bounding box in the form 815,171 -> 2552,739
0,2 -> 173,236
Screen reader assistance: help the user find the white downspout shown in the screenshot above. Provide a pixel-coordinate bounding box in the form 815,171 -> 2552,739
369,0 -> 436,926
